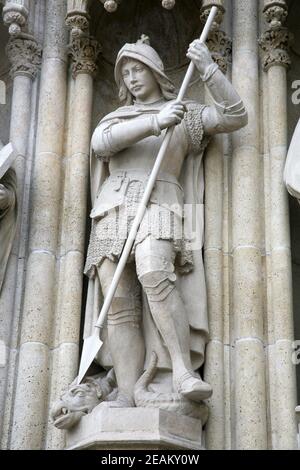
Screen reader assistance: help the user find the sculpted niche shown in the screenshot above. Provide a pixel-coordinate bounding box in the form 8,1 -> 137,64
52,36 -> 248,430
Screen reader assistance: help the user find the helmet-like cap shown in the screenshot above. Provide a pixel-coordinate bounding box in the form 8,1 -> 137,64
114,35 -> 173,89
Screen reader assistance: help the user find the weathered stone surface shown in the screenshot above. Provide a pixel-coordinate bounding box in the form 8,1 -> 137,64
66,407 -> 205,450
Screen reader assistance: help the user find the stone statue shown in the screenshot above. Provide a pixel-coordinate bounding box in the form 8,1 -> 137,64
0,140 -> 17,293
55,36 -> 247,427
284,119 -> 300,204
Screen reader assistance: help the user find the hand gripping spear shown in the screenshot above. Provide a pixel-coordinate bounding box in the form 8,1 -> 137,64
77,6 -> 218,385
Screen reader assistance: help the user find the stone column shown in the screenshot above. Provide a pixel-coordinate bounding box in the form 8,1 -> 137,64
9,0 -> 68,450
46,30 -> 100,449
231,0 -> 267,449
200,0 -> 230,451
0,0 -> 42,448
259,0 -> 298,449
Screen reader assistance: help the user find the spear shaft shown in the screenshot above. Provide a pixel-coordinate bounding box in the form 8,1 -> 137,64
77,6 -> 218,385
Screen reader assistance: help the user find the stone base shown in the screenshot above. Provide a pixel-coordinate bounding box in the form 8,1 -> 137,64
66,406 -> 204,450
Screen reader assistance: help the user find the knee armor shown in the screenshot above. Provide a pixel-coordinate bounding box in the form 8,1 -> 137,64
107,289 -> 142,326
137,254 -> 177,302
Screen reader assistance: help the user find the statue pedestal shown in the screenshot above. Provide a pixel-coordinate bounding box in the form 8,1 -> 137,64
66,406 -> 205,450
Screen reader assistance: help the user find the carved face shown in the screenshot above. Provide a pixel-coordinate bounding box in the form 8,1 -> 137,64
50,382 -> 103,430
121,58 -> 162,103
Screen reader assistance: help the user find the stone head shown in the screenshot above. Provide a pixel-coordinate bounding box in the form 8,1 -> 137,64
114,35 -> 176,104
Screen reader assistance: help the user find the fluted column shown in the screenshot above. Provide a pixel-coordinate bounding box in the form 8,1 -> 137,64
231,0 -> 267,449
201,0 -> 230,451
46,27 -> 100,449
259,0 -> 297,449
9,0 -> 68,450
0,0 -> 42,449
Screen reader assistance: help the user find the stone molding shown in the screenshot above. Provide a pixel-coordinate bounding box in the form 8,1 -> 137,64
263,0 -> 288,28
260,0 -> 291,71
65,13 -> 90,38
3,0 -> 28,36
6,35 -> 42,79
69,35 -> 101,78
65,0 -> 90,38
263,5 -> 288,28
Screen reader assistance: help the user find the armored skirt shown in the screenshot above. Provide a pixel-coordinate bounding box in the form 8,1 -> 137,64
84,169 -> 193,278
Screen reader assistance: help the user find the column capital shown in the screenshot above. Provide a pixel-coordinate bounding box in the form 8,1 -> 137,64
263,0 -> 288,28
200,1 -> 231,74
200,1 -> 225,29
65,0 -> 90,38
6,35 -> 42,79
206,30 -> 232,74
259,27 -> 292,71
259,0 -> 292,71
69,35 -> 101,79
2,0 -> 29,36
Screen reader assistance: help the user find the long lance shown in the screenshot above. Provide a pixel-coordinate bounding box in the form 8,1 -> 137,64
77,6 -> 218,385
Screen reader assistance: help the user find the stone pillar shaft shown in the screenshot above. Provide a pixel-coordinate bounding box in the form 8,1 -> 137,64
0,7 -> 42,447
9,0 -> 68,450
45,29 -> 100,448
231,0 -> 267,449
260,0 -> 298,449
201,0 -> 228,450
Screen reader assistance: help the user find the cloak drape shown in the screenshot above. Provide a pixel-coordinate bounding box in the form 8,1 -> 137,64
284,118 -> 300,200
0,168 -> 17,293
83,101 -> 210,373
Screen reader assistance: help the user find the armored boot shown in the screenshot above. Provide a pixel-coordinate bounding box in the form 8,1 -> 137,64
139,269 -> 212,402
107,295 -> 145,407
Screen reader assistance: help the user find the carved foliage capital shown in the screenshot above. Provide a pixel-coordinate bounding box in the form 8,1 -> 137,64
69,36 -> 101,78
6,36 -> 42,79
200,3 -> 225,29
66,13 -> 89,38
206,30 -> 231,74
263,1 -> 288,28
259,27 -> 292,71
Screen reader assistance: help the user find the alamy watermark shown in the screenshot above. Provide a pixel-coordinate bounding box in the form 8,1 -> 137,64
0,80 -> 5,105
292,341 -> 300,365
292,80 -> 300,105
